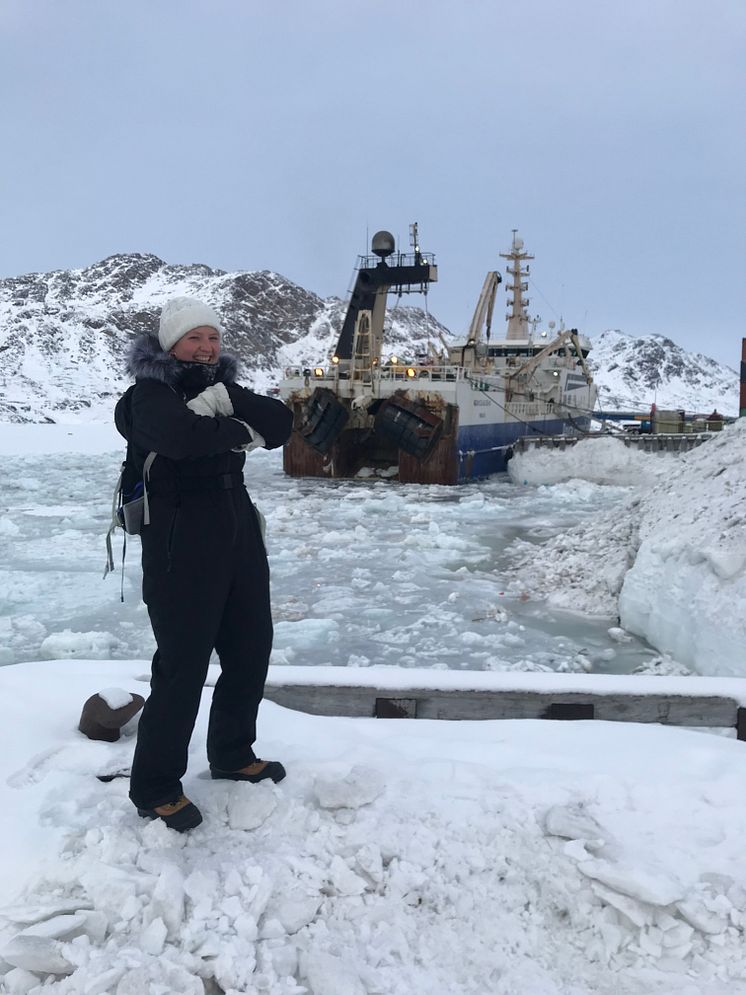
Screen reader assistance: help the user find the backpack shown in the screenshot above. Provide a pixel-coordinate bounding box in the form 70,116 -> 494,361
103,444 -> 157,594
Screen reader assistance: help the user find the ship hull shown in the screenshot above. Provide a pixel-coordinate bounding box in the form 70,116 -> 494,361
281,376 -> 593,484
456,415 -> 589,479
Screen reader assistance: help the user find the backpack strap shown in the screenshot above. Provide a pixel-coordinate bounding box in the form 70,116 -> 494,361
103,462 -> 126,579
141,451 -> 157,527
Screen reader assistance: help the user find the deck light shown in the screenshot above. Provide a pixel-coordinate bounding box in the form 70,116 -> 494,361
406,367 -> 416,378
389,355 -> 399,364
314,367 -> 324,377
331,355 -> 340,365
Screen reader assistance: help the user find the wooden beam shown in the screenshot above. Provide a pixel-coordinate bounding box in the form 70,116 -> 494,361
264,683 -> 739,730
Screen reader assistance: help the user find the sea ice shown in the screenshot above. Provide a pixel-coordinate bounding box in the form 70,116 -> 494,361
39,629 -> 119,660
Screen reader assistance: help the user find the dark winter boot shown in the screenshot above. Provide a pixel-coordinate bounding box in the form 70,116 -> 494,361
137,795 -> 203,832
210,759 -> 286,783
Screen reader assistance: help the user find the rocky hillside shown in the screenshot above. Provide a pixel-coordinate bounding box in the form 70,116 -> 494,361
0,256 -> 738,422
588,328 -> 738,415
0,254 -> 449,423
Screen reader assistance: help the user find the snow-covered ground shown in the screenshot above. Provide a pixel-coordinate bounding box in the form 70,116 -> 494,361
3,660 -> 746,994
1,422 -> 746,994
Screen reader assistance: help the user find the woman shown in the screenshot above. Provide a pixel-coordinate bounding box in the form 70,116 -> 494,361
115,296 -> 294,831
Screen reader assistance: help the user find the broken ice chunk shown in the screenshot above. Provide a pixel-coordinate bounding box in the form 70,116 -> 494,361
313,765 -> 384,810
578,858 -> 685,907
1,934 -> 74,975
20,913 -> 87,940
590,880 -> 655,928
227,782 -> 278,830
264,890 -> 322,935
302,949 -> 366,995
327,855 -> 368,896
544,803 -> 608,843
676,897 -> 729,934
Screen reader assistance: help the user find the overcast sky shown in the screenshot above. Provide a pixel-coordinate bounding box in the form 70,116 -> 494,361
1,0 -> 744,368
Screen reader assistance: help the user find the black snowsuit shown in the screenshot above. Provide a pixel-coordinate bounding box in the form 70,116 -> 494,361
115,335 -> 293,810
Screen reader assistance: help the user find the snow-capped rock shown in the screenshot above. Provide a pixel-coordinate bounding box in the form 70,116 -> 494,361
588,327 -> 738,415
0,253 -> 450,423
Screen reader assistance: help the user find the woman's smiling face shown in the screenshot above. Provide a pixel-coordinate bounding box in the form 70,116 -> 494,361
170,326 -> 221,364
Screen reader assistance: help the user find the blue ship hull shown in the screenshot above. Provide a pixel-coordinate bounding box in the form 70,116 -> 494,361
456,417 -> 591,480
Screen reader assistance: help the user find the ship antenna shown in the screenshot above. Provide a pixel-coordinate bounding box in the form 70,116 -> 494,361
499,229 -> 534,341
410,221 -> 423,266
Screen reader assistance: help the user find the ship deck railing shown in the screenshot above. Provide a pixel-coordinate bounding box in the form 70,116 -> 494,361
356,250 -> 436,270
514,432 -> 714,454
282,364 -> 467,383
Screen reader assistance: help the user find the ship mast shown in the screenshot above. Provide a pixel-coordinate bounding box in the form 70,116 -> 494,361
500,230 -> 534,341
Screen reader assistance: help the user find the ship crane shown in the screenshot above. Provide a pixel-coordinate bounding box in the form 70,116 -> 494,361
465,271 -> 502,345
507,328 -> 594,386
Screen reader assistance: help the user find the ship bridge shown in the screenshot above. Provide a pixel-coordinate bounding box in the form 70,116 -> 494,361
333,228 -> 437,364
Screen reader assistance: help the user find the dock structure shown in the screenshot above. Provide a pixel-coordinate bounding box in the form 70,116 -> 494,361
513,432 -> 713,455
262,667 -> 746,741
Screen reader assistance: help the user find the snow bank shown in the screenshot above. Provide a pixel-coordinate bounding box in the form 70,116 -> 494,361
619,422 -> 746,676
507,435 -> 672,488
504,425 -> 746,676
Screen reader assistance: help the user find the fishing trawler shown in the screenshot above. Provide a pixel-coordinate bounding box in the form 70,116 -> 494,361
279,227 -> 598,484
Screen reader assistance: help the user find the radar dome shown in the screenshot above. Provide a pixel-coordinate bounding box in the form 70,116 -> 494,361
371,231 -> 395,258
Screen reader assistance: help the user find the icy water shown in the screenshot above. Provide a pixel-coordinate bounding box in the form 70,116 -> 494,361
0,447 -> 661,673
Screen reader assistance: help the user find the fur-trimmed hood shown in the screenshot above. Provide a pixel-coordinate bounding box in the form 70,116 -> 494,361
126,333 -> 240,387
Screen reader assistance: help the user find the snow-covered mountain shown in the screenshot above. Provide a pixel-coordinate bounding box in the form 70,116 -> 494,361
588,328 -> 738,415
0,254 -> 449,423
0,256 -> 739,422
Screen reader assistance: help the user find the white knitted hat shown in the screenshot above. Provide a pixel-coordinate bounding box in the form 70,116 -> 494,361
158,296 -> 224,352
